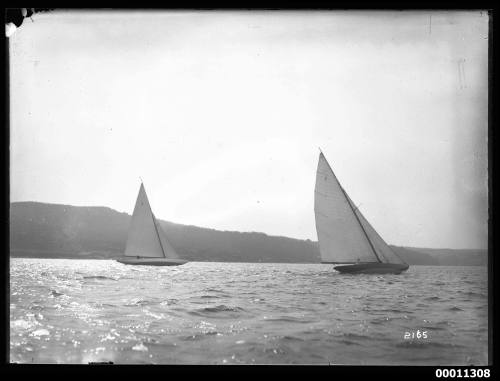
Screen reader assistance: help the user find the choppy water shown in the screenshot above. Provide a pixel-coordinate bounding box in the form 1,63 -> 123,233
10,259 -> 488,365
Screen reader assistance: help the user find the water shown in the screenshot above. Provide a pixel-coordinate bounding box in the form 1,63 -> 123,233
10,259 -> 488,365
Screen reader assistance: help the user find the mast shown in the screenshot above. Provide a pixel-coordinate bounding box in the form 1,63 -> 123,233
320,152 -> 382,263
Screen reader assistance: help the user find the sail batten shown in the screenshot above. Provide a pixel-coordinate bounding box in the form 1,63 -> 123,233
314,152 -> 405,265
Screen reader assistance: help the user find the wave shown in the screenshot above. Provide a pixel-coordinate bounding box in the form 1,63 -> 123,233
29,304 -> 45,311
160,298 -> 178,306
281,335 -> 305,342
265,316 -> 314,324
378,308 -> 405,313
179,332 -> 219,341
204,331 -> 219,336
199,289 -> 231,298
11,319 -> 34,330
341,332 -> 372,341
338,339 -> 361,346
91,302 -> 117,308
202,288 -> 225,293
395,341 -> 463,349
370,318 -> 390,325
420,325 -> 446,331
370,316 -> 402,325
123,298 -> 156,307
188,304 -> 246,317
83,276 -> 117,281
459,291 -> 487,298
50,290 -> 64,297
435,320 -> 454,327
200,305 -> 245,313
424,296 -> 440,301
264,347 -> 286,355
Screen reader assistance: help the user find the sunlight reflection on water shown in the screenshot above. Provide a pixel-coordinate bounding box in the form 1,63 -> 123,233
10,259 -> 488,365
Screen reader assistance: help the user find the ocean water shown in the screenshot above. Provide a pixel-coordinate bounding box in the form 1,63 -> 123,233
10,258 -> 488,365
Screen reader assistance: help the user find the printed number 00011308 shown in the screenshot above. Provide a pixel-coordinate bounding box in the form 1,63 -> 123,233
435,369 -> 490,378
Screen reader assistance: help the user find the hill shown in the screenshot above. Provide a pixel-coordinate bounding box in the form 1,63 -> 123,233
9,202 -> 486,265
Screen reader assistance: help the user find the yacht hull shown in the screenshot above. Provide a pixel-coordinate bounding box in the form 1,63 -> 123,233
333,263 -> 409,274
116,258 -> 187,266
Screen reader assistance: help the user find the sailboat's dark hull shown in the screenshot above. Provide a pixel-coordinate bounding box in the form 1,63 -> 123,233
116,258 -> 187,266
334,263 -> 409,274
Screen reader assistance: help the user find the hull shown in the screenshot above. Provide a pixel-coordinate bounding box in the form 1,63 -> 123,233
116,257 -> 187,266
333,262 -> 409,274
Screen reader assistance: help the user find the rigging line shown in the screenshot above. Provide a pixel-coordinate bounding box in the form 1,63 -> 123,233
142,184 -> 167,258
349,199 -> 406,264
378,233 -> 407,264
351,203 -> 363,213
320,153 -> 382,263
352,202 -> 405,264
343,189 -> 382,263
388,246 -> 406,264
151,213 -> 167,259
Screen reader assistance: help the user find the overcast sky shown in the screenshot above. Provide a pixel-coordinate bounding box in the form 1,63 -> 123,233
10,10 -> 489,249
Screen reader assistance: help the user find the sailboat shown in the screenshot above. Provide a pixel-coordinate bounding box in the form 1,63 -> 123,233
116,183 -> 187,266
314,151 -> 409,274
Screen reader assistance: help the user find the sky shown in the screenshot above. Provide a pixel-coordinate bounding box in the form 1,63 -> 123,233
9,10 -> 489,249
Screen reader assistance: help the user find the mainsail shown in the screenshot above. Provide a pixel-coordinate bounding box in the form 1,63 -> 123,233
314,152 -> 406,265
124,183 -> 179,259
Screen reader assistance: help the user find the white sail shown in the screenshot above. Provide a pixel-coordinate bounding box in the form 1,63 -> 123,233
348,196 -> 406,265
314,153 -> 379,263
154,216 -> 180,259
124,183 -> 173,258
